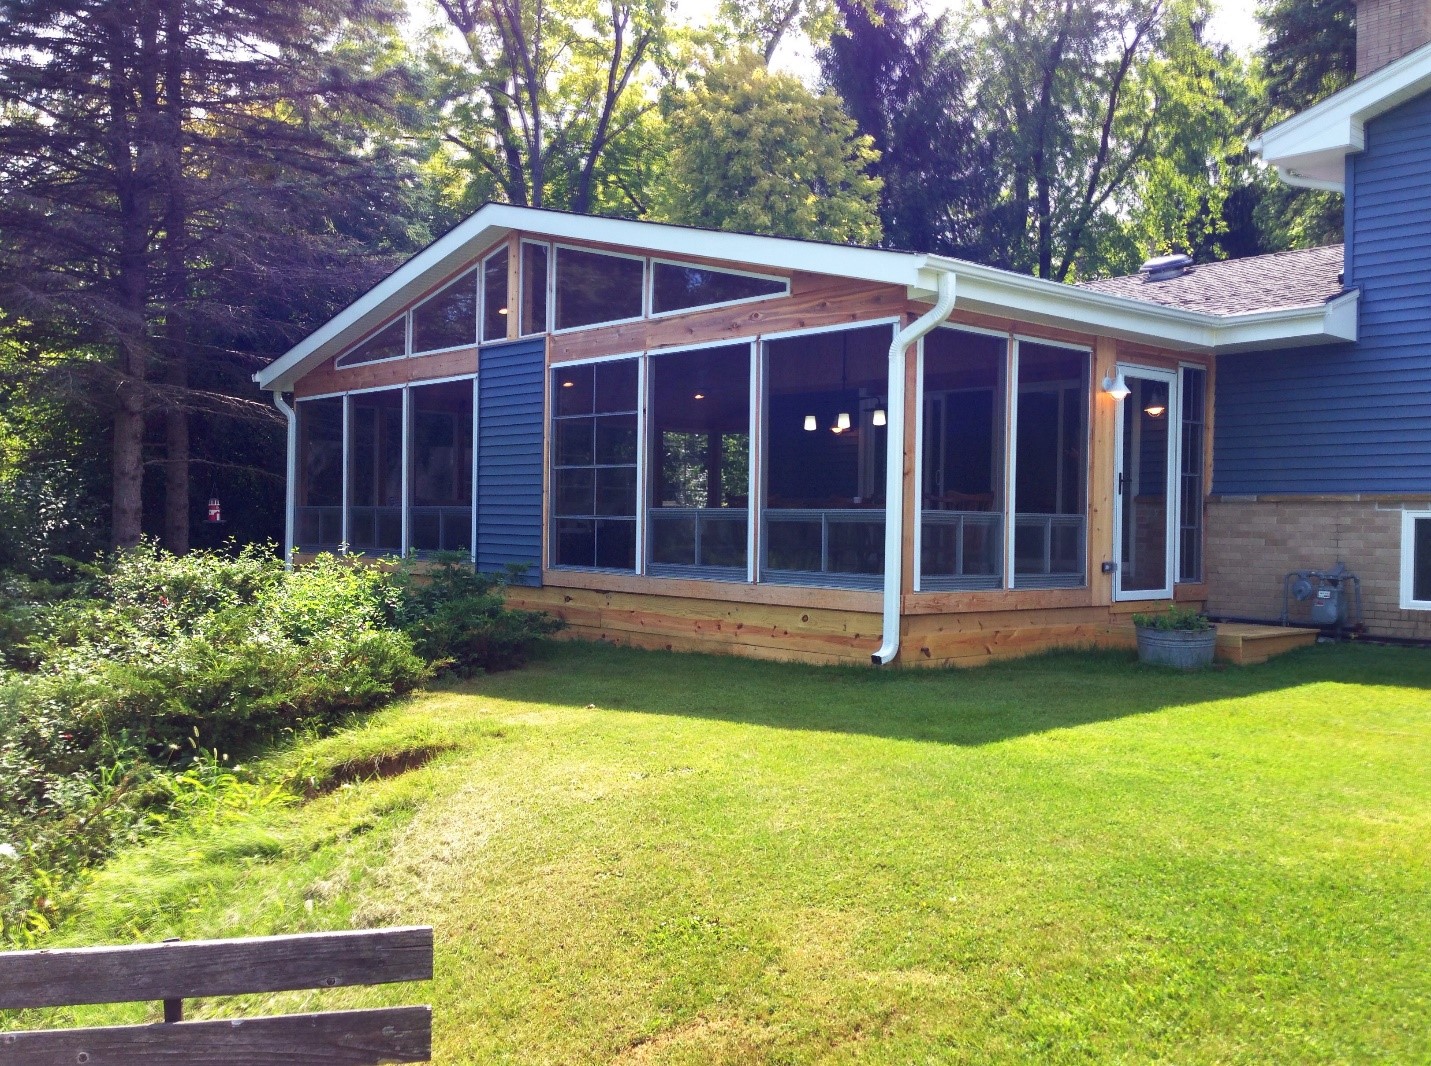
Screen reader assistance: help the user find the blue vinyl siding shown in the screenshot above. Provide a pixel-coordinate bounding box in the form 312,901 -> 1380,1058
1214,90 -> 1431,496
477,338 -> 545,584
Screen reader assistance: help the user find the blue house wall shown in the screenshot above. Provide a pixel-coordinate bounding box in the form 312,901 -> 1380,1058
1214,89 -> 1431,496
476,338 -> 545,585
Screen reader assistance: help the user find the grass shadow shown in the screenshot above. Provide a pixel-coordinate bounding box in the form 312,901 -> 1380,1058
455,639 -> 1431,748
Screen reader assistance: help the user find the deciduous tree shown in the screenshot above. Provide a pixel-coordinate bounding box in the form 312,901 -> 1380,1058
653,51 -> 882,244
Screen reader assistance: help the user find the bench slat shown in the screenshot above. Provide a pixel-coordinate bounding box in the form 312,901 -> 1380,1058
0,1006 -> 431,1065
0,928 -> 433,1010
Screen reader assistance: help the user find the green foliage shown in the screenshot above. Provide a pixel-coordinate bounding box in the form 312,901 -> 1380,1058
1132,605 -> 1213,631
389,556 -> 564,677
653,51 -> 883,243
0,544 -> 431,941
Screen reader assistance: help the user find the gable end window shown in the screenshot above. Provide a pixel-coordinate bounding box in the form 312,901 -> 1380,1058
1401,510 -> 1431,610
651,261 -> 788,315
411,271 -> 477,355
335,318 -> 406,368
554,246 -> 644,331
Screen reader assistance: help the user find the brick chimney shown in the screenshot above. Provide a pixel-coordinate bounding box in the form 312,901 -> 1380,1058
1356,0 -> 1431,76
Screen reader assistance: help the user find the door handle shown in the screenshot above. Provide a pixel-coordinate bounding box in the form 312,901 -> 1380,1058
1117,471 -> 1125,494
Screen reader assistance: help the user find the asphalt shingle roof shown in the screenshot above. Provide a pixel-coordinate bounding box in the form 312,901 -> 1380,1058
1077,244 -> 1346,316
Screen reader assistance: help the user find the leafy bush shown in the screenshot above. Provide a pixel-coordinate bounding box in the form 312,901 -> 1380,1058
388,556 -> 563,676
0,543 -> 562,943
1131,606 -> 1212,632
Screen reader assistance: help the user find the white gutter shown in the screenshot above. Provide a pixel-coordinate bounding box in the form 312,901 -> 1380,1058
873,270 -> 957,666
272,392 -> 298,569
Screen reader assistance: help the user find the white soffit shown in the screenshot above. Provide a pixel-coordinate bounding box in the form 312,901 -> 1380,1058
1251,40 -> 1431,191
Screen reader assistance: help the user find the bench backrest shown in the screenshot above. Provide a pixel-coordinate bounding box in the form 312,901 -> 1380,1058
0,926 -> 433,1065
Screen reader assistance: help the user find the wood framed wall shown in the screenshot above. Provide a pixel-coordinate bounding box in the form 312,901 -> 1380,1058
287,228 -> 1218,667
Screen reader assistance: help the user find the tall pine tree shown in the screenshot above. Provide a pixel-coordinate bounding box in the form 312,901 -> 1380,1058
0,0 -> 422,551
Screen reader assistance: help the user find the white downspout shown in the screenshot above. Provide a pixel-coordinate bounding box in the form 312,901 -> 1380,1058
873,271 -> 957,666
272,391 -> 298,570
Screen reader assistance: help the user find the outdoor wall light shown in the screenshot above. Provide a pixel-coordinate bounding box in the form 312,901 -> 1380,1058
803,414 -> 817,431
836,411 -> 852,431
1101,372 -> 1131,400
872,409 -> 887,427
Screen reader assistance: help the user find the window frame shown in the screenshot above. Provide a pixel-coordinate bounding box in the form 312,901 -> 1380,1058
643,338 -> 759,582
519,239 -> 551,338
647,257 -> 790,320
291,375 -> 478,560
480,244 -> 512,344
913,322 -> 1013,594
546,350 -> 646,574
409,267 -> 480,358
1400,509 -> 1431,610
757,318 -> 902,591
1009,336 -> 1093,591
334,316 -> 409,370
549,242 -> 649,336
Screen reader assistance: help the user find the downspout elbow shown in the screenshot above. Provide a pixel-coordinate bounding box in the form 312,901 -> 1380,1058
873,271 -> 958,665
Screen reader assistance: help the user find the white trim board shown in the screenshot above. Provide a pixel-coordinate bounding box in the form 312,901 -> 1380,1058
256,204 -> 1362,394
1251,39 -> 1431,191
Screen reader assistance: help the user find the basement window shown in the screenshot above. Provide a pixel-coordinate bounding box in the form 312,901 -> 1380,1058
1401,510 -> 1431,610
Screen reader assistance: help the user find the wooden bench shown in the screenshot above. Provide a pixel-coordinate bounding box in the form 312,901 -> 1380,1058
0,926 -> 433,1065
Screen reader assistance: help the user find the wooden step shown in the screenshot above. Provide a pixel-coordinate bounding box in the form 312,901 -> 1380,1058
1213,623 -> 1319,665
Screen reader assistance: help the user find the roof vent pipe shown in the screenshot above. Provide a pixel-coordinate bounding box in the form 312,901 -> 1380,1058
873,270 -> 958,666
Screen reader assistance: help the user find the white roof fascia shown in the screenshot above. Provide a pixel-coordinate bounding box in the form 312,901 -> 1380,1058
255,204 -> 929,391
1251,40 -> 1431,192
916,258 -> 1358,353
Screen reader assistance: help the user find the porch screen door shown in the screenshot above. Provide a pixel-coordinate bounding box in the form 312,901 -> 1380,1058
1114,366 -> 1178,600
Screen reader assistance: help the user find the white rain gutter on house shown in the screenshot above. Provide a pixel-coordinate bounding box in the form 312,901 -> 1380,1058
873,270 -> 958,666
272,392 -> 297,569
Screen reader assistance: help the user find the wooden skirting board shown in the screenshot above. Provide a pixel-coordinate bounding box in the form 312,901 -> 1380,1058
507,586 -> 1145,669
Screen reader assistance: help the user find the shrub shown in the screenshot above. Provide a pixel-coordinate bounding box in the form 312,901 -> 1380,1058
0,543 -> 431,942
388,556 -> 564,676
1131,606 -> 1212,632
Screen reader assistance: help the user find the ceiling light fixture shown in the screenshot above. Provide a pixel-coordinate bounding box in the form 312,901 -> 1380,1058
804,415 -> 817,432
872,409 -> 887,427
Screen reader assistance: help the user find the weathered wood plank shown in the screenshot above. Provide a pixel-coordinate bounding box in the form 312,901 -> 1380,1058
0,928 -> 433,1011
0,1007 -> 431,1066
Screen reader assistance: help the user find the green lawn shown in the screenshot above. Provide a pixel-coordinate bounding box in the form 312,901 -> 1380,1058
12,642 -> 1431,1063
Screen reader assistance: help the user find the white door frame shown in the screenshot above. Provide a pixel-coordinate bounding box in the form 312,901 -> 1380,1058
1113,364 -> 1180,602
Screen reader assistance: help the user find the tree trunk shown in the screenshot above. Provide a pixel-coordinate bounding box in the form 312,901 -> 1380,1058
112,365 -> 146,550
163,385 -> 189,553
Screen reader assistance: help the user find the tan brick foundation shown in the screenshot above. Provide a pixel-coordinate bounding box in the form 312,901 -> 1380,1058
1206,496 -> 1431,640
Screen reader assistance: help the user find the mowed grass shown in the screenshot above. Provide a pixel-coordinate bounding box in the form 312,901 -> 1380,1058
12,641 -> 1431,1064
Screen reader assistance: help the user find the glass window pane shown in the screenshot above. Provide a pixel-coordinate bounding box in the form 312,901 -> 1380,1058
763,324 -> 891,583
348,389 -> 404,555
555,247 -> 644,330
1415,518 -> 1431,602
483,248 -> 510,342
648,343 -> 751,576
651,262 -> 786,314
920,328 -> 1006,588
521,243 -> 548,336
336,318 -> 405,368
411,272 -> 477,354
1014,342 -> 1088,586
409,380 -> 473,553
296,397 -> 344,549
550,356 -> 639,570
